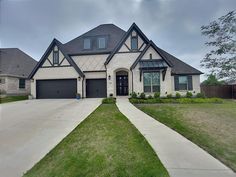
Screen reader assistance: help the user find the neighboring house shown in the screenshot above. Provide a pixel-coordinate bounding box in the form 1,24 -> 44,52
29,23 -> 202,99
0,48 -> 37,95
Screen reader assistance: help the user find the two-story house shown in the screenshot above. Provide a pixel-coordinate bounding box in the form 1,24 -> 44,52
29,23 -> 202,98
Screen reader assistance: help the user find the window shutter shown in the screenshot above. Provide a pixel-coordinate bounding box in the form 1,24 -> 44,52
188,75 -> 193,90
174,76 -> 179,91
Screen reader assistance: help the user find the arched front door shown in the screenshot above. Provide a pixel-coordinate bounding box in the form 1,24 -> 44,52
116,70 -> 128,96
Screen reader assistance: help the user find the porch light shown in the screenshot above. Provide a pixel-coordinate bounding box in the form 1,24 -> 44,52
78,76 -> 81,81
108,75 -> 111,80
31,79 -> 34,82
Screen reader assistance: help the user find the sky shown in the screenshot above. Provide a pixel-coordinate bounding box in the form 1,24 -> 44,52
0,0 -> 235,81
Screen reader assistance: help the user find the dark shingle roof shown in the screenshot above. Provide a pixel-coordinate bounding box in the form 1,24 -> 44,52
0,48 -> 37,77
155,46 -> 203,75
63,24 -> 126,55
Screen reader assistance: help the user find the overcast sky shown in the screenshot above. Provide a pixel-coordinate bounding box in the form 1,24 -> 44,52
1,0 -> 235,80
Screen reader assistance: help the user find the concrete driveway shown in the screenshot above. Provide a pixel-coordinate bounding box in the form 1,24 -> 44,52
0,99 -> 101,177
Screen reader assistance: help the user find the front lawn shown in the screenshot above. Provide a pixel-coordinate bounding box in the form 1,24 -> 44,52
0,95 -> 28,104
24,104 -> 169,177
136,100 -> 236,172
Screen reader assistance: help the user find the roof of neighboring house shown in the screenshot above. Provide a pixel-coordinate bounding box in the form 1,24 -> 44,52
63,24 -> 126,55
0,48 -> 37,78
155,46 -> 203,75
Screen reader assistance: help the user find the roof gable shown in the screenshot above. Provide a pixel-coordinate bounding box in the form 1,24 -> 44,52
130,41 -> 172,69
29,39 -> 84,79
105,23 -> 149,65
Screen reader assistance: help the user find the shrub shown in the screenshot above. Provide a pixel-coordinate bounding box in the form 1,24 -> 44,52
129,97 -> 223,104
147,95 -> 153,99
140,92 -> 146,99
154,92 -> 160,98
166,94 -> 172,98
175,92 -> 181,98
102,97 -> 116,104
186,91 -> 193,98
130,92 -> 137,99
196,92 -> 205,98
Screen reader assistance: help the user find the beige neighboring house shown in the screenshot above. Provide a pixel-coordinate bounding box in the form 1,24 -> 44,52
0,48 -> 37,96
29,23 -> 202,99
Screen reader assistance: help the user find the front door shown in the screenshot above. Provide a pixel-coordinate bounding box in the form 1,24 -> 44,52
116,75 -> 128,96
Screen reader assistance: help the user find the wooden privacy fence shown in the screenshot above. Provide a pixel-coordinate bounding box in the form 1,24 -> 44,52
201,85 -> 236,99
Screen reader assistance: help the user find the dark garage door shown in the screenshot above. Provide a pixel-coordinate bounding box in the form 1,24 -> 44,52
86,79 -> 106,98
36,79 -> 77,99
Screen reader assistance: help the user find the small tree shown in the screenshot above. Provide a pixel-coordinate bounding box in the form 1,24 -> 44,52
201,11 -> 236,81
201,74 -> 225,85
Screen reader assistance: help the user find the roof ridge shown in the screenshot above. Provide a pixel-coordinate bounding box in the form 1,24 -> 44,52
64,23 -> 125,45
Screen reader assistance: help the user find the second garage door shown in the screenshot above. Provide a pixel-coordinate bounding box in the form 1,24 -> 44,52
86,79 -> 107,98
36,79 -> 77,99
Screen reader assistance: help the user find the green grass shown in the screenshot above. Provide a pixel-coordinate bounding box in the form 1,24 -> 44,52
135,100 -> 236,172
0,95 -> 28,104
24,104 -> 169,177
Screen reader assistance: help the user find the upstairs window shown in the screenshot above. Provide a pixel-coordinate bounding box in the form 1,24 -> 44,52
19,78 -> 25,89
53,50 -> 59,64
131,36 -> 138,50
98,37 -> 106,49
84,38 -> 91,49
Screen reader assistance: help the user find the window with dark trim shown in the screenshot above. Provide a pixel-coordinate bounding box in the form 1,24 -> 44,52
150,53 -> 152,59
143,72 -> 160,92
98,37 -> 106,49
53,50 -> 59,64
19,79 -> 25,89
83,38 -> 91,49
131,36 -> 138,50
174,75 -> 193,91
0,78 -> 5,84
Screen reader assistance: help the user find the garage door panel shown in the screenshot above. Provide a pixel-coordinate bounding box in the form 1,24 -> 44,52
86,79 -> 106,98
36,79 -> 77,99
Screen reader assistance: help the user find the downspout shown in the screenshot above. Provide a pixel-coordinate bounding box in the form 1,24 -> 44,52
105,64 -> 108,97
131,69 -> 134,93
82,76 -> 85,99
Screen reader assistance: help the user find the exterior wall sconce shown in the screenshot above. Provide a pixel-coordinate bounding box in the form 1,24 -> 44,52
78,76 -> 81,81
108,75 -> 111,80
31,79 -> 34,82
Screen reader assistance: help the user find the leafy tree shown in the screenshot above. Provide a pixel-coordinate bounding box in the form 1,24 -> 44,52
202,74 -> 225,85
201,11 -> 236,80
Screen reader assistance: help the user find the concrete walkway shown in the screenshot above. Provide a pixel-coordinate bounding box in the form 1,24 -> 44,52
116,98 -> 236,177
0,98 -> 101,177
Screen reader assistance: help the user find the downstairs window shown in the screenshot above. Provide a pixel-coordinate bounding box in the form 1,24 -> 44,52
19,79 -> 25,89
143,72 -> 160,93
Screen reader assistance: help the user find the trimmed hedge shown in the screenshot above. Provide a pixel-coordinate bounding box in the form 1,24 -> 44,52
102,97 -> 116,104
129,97 -> 223,104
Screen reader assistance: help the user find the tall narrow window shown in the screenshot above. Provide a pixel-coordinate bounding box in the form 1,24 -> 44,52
84,38 -> 91,49
53,50 -> 59,64
19,78 -> 25,89
178,76 -> 188,90
131,36 -> 138,50
143,72 -> 160,92
98,37 -> 106,49
149,53 -> 152,59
